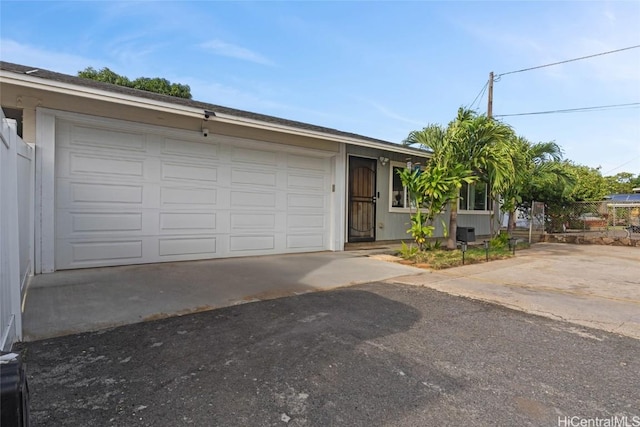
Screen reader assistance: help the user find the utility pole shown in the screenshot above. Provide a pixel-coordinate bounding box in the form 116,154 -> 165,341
487,71 -> 494,118
487,71 -> 496,236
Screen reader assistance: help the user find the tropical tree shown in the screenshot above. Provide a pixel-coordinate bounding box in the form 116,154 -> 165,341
78,67 -> 192,99
396,162 -> 476,250
604,172 -> 639,194
404,108 -> 516,249
566,164 -> 609,201
501,137 -> 568,232
448,111 -> 516,237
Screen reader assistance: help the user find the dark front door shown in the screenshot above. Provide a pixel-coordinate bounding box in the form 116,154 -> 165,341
348,156 -> 376,242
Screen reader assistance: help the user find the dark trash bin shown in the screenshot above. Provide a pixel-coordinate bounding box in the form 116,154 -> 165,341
1,352 -> 29,427
456,226 -> 476,243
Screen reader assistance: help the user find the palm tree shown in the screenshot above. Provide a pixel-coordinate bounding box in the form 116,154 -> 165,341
502,137 -> 567,232
404,108 -> 516,248
447,109 -> 516,238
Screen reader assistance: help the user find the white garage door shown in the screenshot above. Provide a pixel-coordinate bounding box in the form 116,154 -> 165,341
54,118 -> 332,270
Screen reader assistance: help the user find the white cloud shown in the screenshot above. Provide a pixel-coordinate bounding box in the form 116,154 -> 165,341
367,100 -> 424,127
189,79 -> 286,111
102,33 -> 162,67
0,39 -> 109,74
199,39 -> 274,66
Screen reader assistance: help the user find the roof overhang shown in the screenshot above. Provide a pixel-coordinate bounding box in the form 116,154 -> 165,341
210,111 -> 430,157
1,69 -> 204,119
1,69 -> 430,158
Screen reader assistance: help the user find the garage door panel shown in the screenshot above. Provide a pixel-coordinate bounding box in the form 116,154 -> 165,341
232,147 -> 277,165
162,138 -> 218,160
161,161 -> 218,184
70,212 -> 143,233
287,194 -> 325,209
56,148 -> 150,180
61,181 -> 144,205
57,235 -> 223,268
159,212 -> 216,233
230,213 -> 276,230
231,168 -> 277,187
229,235 -> 276,252
160,187 -> 217,207
56,211 -> 160,237
231,190 -> 277,208
69,124 -> 146,152
288,214 -> 324,229
158,236 -> 217,256
287,173 -> 325,191
59,240 -> 144,266
69,153 -> 144,178
287,154 -> 328,171
55,118 -> 332,269
287,234 -> 324,250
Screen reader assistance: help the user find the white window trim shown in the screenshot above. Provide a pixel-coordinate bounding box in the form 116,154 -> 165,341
458,182 -> 493,213
388,161 -> 415,213
458,209 -> 494,215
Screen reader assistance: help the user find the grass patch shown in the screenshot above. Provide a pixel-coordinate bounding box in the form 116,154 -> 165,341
397,241 -> 530,270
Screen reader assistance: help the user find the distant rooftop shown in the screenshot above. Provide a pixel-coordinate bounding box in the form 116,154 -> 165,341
605,193 -> 640,202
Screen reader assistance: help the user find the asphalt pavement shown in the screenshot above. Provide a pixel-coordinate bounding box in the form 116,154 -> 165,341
18,282 -> 640,427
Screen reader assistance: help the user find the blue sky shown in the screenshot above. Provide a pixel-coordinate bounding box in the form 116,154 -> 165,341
1,1 -> 639,176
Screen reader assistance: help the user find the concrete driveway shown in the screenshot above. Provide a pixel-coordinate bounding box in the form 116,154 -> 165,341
24,243 -> 640,341
22,251 -> 424,341
387,243 -> 640,340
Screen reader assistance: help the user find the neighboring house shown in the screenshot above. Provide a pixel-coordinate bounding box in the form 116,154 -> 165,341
604,194 -> 640,227
604,193 -> 640,202
0,61 -> 494,274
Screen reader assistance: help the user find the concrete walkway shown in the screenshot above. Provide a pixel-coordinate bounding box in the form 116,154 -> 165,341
23,251 -> 423,341
387,243 -> 640,340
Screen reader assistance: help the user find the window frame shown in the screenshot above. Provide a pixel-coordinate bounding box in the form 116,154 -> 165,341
388,161 -> 426,213
459,181 -> 493,213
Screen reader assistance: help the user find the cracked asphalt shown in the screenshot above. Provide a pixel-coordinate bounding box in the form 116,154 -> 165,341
18,282 -> 640,427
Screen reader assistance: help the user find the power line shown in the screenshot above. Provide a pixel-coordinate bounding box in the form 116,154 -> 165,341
468,80 -> 489,110
494,102 -> 640,118
603,155 -> 640,175
496,45 -> 640,77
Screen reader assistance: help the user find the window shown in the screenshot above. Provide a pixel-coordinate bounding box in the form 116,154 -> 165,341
389,161 -> 422,211
459,182 -> 490,211
391,164 -> 409,209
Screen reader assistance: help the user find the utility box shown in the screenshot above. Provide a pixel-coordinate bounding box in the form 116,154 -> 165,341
456,226 -> 475,243
1,352 -> 30,427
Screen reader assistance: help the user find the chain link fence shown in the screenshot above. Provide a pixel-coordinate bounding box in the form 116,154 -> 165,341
506,201 -> 546,243
547,201 -> 640,239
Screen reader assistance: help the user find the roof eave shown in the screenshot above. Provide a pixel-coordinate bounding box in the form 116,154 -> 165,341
1,69 -> 430,158
212,111 -> 430,157
0,70 -> 204,119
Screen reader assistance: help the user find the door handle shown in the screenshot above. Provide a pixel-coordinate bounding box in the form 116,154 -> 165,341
372,196 -> 377,203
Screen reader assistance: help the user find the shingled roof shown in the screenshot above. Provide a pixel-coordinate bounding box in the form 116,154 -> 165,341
0,61 -> 430,156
